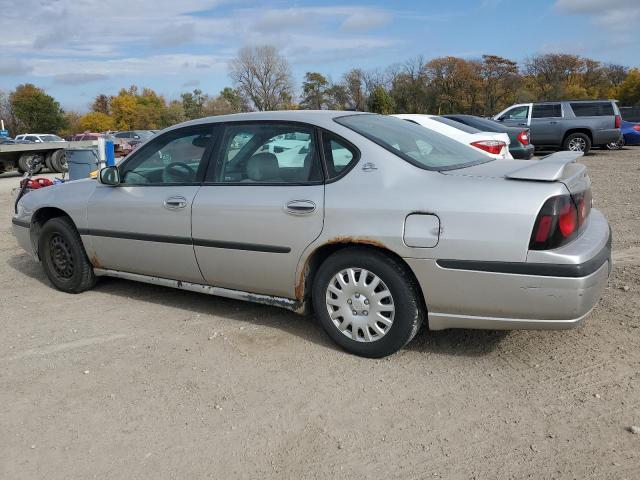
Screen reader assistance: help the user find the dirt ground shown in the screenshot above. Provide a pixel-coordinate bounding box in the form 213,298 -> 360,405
1,148 -> 639,479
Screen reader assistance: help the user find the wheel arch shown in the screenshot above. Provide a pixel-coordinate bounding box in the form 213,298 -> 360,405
296,238 -> 427,317
562,128 -> 593,144
30,206 -> 76,259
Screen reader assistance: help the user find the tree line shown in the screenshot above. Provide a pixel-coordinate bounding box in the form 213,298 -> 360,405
1,46 -> 639,136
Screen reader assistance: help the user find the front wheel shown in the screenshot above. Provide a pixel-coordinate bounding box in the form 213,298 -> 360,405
38,217 -> 96,293
563,133 -> 591,154
312,249 -> 424,358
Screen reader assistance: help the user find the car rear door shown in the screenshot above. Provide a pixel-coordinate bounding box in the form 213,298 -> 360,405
530,103 -> 563,145
85,124 -> 218,283
191,121 -> 325,299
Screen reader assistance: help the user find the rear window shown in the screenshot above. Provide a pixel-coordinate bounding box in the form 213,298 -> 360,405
335,114 -> 490,171
532,104 -> 562,118
431,116 -> 481,134
570,102 -> 614,117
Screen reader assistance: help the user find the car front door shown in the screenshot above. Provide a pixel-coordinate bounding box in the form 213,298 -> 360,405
85,124 -> 218,283
498,105 -> 530,128
530,103 -> 563,145
192,122 -> 325,299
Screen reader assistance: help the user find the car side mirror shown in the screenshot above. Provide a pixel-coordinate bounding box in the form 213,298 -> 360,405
99,166 -> 120,186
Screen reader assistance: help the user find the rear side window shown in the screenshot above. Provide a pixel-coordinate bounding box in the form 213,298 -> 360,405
532,104 -> 562,118
322,132 -> 358,180
570,102 -> 614,117
212,123 -> 323,184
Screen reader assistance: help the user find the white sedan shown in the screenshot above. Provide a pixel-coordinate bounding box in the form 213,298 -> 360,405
393,114 -> 513,160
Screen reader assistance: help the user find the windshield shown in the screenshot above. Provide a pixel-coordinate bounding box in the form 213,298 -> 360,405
335,114 -> 491,171
40,135 -> 63,142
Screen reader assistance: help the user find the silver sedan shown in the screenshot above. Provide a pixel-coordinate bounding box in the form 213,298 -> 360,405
12,111 -> 612,357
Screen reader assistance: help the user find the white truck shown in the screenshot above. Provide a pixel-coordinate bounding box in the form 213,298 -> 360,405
0,140 -> 100,174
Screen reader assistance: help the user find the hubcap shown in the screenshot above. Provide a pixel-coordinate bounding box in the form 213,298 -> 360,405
568,137 -> 586,151
325,268 -> 395,343
49,234 -> 74,279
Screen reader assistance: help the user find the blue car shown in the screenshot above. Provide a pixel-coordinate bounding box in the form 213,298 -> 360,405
607,120 -> 640,149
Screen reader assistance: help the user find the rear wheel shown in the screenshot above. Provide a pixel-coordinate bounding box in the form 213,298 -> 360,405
605,138 -> 624,150
563,133 -> 591,154
312,248 -> 424,358
38,217 -> 96,293
50,149 -> 67,173
18,153 -> 44,174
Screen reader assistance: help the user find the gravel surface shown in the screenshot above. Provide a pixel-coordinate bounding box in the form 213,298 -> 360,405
1,148 -> 639,479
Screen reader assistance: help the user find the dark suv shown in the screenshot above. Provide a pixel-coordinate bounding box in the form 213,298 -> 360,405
493,100 -> 621,153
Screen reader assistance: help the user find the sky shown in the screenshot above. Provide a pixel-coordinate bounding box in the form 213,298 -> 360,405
0,0 -> 638,112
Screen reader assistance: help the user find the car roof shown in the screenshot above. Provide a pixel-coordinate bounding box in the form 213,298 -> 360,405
179,110 -> 369,130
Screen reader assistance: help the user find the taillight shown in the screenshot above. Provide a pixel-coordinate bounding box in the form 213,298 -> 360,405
470,140 -> 506,155
529,190 -> 592,250
633,124 -> 640,132
517,130 -> 530,146
615,115 -> 621,129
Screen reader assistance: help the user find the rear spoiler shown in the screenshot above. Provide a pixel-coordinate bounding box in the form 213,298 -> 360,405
505,151 -> 583,182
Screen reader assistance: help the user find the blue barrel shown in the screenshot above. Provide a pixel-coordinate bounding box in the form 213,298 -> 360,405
66,148 -> 99,181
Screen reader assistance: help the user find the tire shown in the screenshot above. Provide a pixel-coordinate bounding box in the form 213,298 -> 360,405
50,149 -> 67,173
38,216 -> 96,293
18,153 -> 44,174
312,248 -> 424,358
605,139 -> 624,150
563,133 -> 591,154
44,152 -> 54,171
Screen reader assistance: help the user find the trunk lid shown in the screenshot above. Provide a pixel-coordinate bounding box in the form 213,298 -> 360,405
442,151 -> 589,195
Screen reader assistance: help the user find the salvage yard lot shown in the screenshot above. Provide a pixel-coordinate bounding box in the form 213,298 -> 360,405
1,149 -> 639,479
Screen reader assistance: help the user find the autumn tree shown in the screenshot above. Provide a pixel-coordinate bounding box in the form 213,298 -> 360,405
424,57 -> 483,114
92,94 -> 110,115
480,55 -> 520,115
9,84 -> 66,133
229,45 -> 293,111
617,69 -> 640,105
523,53 -> 586,100
342,69 -> 368,111
300,72 -> 329,110
219,87 -> 249,112
79,112 -> 115,132
59,111 -> 82,136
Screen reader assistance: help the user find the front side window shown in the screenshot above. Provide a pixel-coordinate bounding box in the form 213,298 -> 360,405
501,106 -> 529,120
335,114 -> 489,171
120,126 -> 215,185
212,123 -> 322,184
532,104 -> 562,118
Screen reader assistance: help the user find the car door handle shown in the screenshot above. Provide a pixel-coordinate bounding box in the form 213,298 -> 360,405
164,196 -> 188,210
549,121 -> 558,124
518,122 -> 527,126
285,200 -> 316,215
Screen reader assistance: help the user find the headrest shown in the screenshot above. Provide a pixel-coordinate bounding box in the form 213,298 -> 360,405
247,152 -> 280,181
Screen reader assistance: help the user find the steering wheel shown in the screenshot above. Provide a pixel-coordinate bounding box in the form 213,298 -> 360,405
163,161 -> 195,183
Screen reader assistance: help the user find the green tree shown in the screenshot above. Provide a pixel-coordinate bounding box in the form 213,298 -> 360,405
181,88 -> 208,120
367,86 -> 395,114
300,72 -> 329,109
219,87 -> 248,112
9,84 -> 66,133
617,69 -> 640,106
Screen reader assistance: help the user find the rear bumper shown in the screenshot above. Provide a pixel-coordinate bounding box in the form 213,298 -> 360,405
406,212 -> 611,331
593,128 -> 622,146
510,144 -> 535,160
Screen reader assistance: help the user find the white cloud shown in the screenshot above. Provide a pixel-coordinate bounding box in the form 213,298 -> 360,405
555,0 -> 640,32
340,8 -> 392,32
0,58 -> 33,76
54,73 -> 109,85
